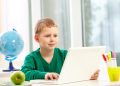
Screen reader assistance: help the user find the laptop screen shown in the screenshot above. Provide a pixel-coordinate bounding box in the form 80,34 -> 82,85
58,46 -> 105,83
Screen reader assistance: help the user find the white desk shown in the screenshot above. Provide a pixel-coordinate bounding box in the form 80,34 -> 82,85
31,80 -> 99,86
0,62 -> 119,86
0,71 -> 13,86
31,80 -> 120,86
0,76 -> 120,86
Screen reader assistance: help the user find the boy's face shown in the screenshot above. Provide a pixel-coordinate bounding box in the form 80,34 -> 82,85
35,27 -> 59,50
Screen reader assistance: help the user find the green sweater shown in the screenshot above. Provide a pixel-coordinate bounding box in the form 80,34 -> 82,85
21,48 -> 67,81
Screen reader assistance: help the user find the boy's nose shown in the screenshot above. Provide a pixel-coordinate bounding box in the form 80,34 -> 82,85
50,36 -> 55,41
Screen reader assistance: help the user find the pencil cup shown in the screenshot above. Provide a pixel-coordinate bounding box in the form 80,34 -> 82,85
107,66 -> 120,82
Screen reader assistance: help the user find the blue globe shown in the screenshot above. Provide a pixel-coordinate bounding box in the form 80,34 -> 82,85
0,29 -> 24,71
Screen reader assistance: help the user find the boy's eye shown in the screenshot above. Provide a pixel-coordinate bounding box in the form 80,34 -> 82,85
45,35 -> 50,37
54,34 -> 58,37
44,34 -> 58,37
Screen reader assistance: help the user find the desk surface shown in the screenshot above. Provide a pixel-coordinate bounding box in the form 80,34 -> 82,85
31,80 -> 120,86
0,71 -> 120,86
0,78 -> 120,86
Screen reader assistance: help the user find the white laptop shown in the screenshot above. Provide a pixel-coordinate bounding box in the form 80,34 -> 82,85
30,46 -> 105,85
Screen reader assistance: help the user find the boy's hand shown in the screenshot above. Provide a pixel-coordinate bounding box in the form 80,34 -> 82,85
90,69 -> 100,80
45,72 -> 59,80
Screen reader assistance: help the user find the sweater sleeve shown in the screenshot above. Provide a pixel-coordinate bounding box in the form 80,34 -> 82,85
61,49 -> 68,60
21,55 -> 47,81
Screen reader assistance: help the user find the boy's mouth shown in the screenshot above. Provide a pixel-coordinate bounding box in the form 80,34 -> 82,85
48,44 -> 56,46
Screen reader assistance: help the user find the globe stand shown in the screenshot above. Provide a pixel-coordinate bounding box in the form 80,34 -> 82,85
3,62 -> 20,72
3,56 -> 20,72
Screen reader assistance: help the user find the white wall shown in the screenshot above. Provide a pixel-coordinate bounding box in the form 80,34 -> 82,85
0,0 -> 3,32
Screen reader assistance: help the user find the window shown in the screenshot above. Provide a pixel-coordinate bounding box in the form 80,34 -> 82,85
29,0 -> 73,50
42,0 -> 71,49
82,0 -> 120,52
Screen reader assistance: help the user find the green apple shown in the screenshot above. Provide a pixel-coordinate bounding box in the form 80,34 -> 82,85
10,71 -> 25,85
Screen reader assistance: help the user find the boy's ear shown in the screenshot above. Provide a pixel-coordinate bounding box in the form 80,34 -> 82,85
34,34 -> 39,42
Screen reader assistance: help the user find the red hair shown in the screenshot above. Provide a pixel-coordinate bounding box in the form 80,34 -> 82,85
35,18 -> 57,34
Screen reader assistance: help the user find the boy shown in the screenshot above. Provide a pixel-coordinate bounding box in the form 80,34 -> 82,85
21,18 -> 99,81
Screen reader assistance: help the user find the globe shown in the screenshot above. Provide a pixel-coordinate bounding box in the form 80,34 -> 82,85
0,29 -> 24,71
